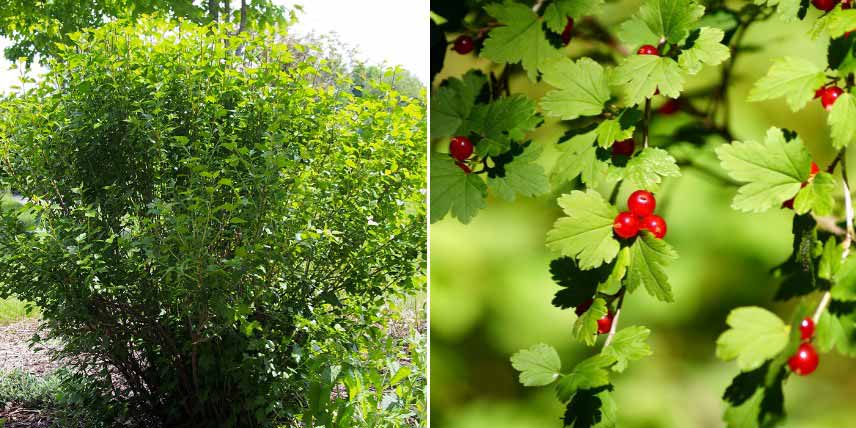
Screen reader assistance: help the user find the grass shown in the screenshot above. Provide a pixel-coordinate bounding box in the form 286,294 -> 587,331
0,297 -> 37,325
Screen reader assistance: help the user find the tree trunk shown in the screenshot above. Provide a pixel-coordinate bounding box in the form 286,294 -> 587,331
208,0 -> 219,22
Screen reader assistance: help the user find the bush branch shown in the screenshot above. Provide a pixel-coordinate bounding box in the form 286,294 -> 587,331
603,287 -> 626,347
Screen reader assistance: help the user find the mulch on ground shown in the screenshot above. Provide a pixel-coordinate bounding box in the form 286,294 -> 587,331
0,319 -> 59,428
0,319 -> 59,376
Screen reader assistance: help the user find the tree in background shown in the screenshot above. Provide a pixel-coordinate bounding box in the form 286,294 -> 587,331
0,0 -> 294,63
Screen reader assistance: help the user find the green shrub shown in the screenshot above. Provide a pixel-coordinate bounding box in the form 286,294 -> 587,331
0,17 -> 425,427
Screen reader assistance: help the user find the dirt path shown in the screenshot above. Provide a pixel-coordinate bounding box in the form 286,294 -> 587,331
0,319 -> 59,376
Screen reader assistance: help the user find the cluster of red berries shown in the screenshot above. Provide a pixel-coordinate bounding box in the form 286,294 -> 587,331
575,299 -> 614,334
449,136 -> 474,173
788,317 -> 820,376
782,161 -> 819,209
613,190 -> 667,239
815,86 -> 845,110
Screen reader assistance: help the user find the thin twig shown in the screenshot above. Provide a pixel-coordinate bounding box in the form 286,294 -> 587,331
814,215 -> 846,236
603,287 -> 626,347
642,97 -> 652,148
532,0 -> 546,13
813,150 -> 854,324
609,179 -> 622,204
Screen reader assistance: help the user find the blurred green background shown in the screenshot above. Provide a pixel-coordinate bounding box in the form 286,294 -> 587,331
430,3 -> 856,427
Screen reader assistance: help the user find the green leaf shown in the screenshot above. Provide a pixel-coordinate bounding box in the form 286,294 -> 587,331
562,387 -> 617,428
627,232 -> 677,302
617,16 -> 659,49
638,0 -> 705,43
551,130 -> 608,187
809,8 -> 856,39
815,311 -> 845,354
488,143 -> 549,201
755,0 -> 800,22
575,297 -> 608,346
612,55 -> 685,105
613,147 -> 681,191
716,306 -> 789,371
549,257 -> 609,309
511,343 -> 562,386
678,27 -> 730,75
793,171 -> 836,216
828,92 -> 856,150
602,248 -> 631,293
772,214 -> 819,300
555,354 -> 616,402
430,71 -> 486,138
546,190 -> 621,270
829,34 -> 856,75
747,57 -> 826,112
430,157 -> 487,224
697,10 -> 739,33
463,95 -> 541,157
722,383 -> 785,428
543,0 -> 605,32
715,127 -> 811,213
594,109 -> 642,148
816,305 -> 856,357
602,326 -> 653,372
541,57 -> 612,120
482,1 -> 562,80
832,255 -> 856,301
818,237 -> 843,281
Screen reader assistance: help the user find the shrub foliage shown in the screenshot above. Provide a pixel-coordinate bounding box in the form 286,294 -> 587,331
0,17 -> 426,427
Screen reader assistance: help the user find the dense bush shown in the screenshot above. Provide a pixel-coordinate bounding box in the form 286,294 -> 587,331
0,17 -> 426,427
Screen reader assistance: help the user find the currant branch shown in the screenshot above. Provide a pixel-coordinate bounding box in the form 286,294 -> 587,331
602,287 -> 626,347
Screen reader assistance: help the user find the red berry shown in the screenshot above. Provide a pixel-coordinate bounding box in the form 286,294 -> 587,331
658,99 -> 680,115
561,18 -> 574,45
449,136 -> 473,161
456,161 -> 471,174
821,86 -> 844,110
800,317 -> 815,340
788,342 -> 819,376
812,0 -> 840,11
611,139 -> 635,157
627,190 -> 656,217
575,298 -> 593,316
637,44 -> 659,55
782,198 -> 795,210
453,35 -> 475,54
597,311 -> 614,334
641,215 -> 667,239
810,161 -> 819,178
814,87 -> 825,99
613,212 -> 640,239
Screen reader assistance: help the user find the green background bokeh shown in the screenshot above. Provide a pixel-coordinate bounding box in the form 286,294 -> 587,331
430,3 -> 856,427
